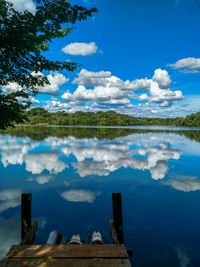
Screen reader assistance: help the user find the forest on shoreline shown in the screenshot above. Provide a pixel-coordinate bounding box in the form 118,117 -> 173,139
23,108 -> 200,127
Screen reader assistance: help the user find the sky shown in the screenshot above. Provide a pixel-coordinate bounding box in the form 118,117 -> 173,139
5,0 -> 200,117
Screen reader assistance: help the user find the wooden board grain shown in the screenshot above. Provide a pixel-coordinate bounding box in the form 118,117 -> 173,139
6,244 -> 129,259
0,258 -> 132,267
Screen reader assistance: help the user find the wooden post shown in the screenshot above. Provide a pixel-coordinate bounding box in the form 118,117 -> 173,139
20,222 -> 38,245
112,193 -> 124,244
109,219 -> 119,244
21,193 -> 32,242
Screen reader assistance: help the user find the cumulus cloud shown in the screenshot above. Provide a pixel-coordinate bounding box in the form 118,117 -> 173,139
33,72 -> 69,94
50,133 -> 182,180
1,82 -> 23,94
3,132 -> 199,179
24,153 -> 67,174
1,72 -> 68,95
149,80 -> 183,104
60,68 -> 183,113
0,136 -> 38,167
62,42 -> 98,56
62,85 -> 127,101
72,69 -> 151,90
168,57 -> 200,73
74,69 -> 111,80
35,175 -> 54,185
71,143 -> 179,179
152,69 -> 171,89
102,98 -> 131,105
60,189 -> 98,203
0,189 -> 22,213
165,175 -> 200,192
7,0 -> 36,14
17,95 -> 40,105
44,99 -> 70,112
1,132 -> 197,184
151,109 -> 158,114
150,160 -> 168,180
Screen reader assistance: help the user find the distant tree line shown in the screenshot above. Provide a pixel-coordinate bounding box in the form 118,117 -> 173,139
23,108 -> 200,127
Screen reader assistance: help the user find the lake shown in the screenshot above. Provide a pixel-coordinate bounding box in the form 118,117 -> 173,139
0,126 -> 200,267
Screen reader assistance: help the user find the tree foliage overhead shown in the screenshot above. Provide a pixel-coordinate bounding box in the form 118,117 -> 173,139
0,0 -> 97,129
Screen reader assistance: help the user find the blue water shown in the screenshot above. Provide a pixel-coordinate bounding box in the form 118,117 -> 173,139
0,127 -> 200,266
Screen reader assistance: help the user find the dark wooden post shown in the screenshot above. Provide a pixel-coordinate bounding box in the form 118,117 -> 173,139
112,193 -> 124,244
21,193 -> 32,241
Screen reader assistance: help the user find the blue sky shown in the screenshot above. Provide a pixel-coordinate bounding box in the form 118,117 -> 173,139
6,0 -> 200,117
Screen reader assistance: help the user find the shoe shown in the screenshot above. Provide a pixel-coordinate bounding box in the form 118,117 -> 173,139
68,234 -> 82,245
91,231 -> 104,244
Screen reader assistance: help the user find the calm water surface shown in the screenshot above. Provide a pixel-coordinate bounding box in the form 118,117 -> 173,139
0,127 -> 200,266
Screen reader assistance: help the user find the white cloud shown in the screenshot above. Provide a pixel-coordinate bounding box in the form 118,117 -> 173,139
2,132 -> 198,184
7,0 -> 36,14
62,85 -> 127,101
51,133 -> 181,180
138,94 -> 149,101
165,175 -> 200,192
152,68 -> 171,89
24,153 -> 67,174
0,189 -> 22,213
1,82 -> 22,94
4,133 -> 200,189
44,99 -> 70,112
60,68 -> 183,114
2,65 -> 184,116
150,160 -> 168,180
60,189 -> 98,203
62,42 -> 98,56
102,98 -> 131,105
35,175 -> 54,185
0,136 -> 38,167
151,109 -> 158,114
1,72 -> 68,95
33,72 -> 69,94
168,57 -> 200,73
149,80 -> 183,103
74,69 -> 111,80
149,69 -> 183,104
72,69 -> 150,90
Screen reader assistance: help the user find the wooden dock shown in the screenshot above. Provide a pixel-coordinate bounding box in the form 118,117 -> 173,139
0,244 -> 131,266
0,193 -> 132,266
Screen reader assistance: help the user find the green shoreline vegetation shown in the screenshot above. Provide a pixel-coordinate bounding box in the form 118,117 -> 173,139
1,125 -> 200,144
1,107 -> 200,143
25,108 -> 200,127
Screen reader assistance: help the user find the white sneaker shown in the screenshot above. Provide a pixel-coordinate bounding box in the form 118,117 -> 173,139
91,231 -> 104,244
68,234 -> 82,245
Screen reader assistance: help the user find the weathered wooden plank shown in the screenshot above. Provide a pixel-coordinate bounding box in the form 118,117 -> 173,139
0,258 -> 132,267
6,245 -> 129,259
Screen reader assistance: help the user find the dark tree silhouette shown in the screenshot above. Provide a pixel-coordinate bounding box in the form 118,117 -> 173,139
0,0 -> 97,129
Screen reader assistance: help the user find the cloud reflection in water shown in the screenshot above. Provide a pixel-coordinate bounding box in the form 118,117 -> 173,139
60,189 -> 99,203
0,132 -> 200,191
